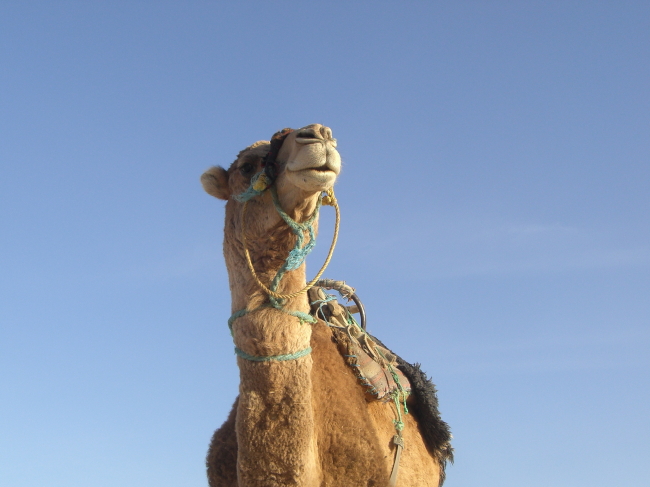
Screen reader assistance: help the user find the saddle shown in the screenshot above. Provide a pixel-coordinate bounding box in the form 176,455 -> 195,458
308,286 -> 411,402
308,284 -> 454,485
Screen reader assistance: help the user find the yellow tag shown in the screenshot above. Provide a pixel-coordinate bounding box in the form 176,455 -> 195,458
252,174 -> 270,192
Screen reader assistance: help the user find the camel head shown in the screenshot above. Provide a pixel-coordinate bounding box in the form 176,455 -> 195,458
201,123 -> 340,209
201,124 -> 341,303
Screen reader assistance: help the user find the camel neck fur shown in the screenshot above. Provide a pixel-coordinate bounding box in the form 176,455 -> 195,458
226,189 -> 318,300
223,193 -> 322,486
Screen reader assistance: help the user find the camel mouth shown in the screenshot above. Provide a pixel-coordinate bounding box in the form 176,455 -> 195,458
298,168 -> 337,177
285,166 -> 338,192
288,163 -> 338,176
306,165 -> 333,172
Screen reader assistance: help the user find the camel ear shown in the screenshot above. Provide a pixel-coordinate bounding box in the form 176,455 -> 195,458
201,166 -> 230,200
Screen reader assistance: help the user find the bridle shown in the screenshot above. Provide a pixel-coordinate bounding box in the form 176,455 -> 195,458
238,128 -> 341,301
261,127 -> 294,184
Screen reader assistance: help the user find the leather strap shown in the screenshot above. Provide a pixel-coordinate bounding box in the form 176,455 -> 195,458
388,433 -> 405,486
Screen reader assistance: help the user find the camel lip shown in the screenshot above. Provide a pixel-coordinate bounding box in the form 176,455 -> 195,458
295,137 -> 322,145
289,166 -> 338,175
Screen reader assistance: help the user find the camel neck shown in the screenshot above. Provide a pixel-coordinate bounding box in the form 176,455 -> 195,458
222,189 -> 321,359
225,231 -> 315,358
228,260 -> 311,312
224,198 -> 319,313
229,278 -> 313,364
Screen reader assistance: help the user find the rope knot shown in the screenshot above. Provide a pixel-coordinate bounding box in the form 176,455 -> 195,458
322,188 -> 336,206
234,171 -> 272,203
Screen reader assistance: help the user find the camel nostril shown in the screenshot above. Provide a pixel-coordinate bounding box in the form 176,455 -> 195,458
320,126 -> 333,140
297,129 -> 320,139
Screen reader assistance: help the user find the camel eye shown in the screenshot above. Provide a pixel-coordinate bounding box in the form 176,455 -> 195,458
239,162 -> 254,176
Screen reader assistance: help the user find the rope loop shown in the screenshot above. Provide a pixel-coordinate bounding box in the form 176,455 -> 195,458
235,346 -> 312,362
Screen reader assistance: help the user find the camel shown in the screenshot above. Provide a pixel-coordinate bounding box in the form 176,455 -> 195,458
201,124 -> 452,487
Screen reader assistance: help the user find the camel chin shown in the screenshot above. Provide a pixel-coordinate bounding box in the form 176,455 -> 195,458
285,167 -> 338,193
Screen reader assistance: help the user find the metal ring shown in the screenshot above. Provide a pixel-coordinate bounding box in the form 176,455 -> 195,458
350,293 -> 367,331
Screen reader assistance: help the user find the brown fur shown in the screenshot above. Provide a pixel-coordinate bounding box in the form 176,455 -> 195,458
207,399 -> 239,487
207,322 -> 444,486
202,125 -> 448,486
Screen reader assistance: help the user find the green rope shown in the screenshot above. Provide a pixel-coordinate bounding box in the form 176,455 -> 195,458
391,391 -> 405,432
234,346 -> 312,362
385,358 -> 409,433
270,185 -> 321,272
343,317 -> 409,435
229,306 -> 316,331
280,308 -> 317,325
228,306 -> 316,361
234,171 -> 271,203
227,309 -> 249,336
268,186 -> 322,309
310,292 -> 339,327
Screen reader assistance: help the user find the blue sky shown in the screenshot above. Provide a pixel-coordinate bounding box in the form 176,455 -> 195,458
1,2 -> 648,486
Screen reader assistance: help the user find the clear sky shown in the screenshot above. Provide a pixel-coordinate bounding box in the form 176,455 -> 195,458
1,2 -> 648,486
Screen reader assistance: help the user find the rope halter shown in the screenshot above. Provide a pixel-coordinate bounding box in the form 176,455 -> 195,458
227,127 -> 340,362
235,129 -> 340,302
